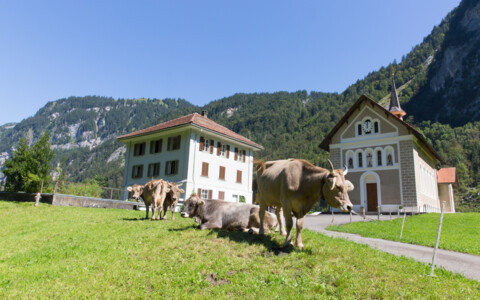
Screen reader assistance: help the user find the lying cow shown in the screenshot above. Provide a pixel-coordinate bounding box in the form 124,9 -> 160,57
180,194 -> 278,232
160,182 -> 185,220
256,159 -> 354,248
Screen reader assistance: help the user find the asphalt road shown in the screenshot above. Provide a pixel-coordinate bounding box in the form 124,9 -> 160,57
303,214 -> 480,282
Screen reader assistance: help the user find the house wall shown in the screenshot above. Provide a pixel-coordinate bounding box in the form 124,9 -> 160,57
438,184 -> 455,213
399,140 -> 417,208
414,147 -> 440,211
186,129 -> 253,203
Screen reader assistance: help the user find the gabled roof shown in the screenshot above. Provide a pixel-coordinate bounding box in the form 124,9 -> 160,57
319,94 -> 444,164
438,167 -> 458,185
117,113 -> 264,150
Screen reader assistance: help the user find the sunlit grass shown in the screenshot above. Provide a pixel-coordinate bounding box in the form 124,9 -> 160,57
327,213 -> 480,255
1,201 -> 479,298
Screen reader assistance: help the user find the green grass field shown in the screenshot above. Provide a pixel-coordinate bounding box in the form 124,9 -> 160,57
1,201 -> 479,298
327,213 -> 480,255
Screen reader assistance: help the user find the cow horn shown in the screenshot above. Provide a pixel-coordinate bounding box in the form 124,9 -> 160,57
328,159 -> 335,175
343,164 -> 348,176
330,176 -> 337,190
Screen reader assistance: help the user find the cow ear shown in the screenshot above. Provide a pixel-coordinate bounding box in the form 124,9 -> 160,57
179,189 -> 185,193
127,186 -> 132,192
346,180 -> 354,192
198,199 -> 205,206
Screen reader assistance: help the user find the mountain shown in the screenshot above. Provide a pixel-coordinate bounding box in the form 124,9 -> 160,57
1,0 -> 479,210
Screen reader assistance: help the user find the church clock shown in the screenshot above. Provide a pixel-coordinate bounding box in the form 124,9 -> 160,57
362,119 -> 372,133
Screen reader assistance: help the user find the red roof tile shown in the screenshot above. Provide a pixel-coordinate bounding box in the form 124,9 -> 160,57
438,167 -> 457,184
117,113 -> 263,150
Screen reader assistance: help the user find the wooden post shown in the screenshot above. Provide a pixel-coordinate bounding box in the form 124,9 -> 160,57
84,184 -> 87,197
110,188 -> 113,199
429,202 -> 446,277
360,207 -> 365,220
53,181 -> 58,204
400,208 -> 407,239
330,207 -> 334,224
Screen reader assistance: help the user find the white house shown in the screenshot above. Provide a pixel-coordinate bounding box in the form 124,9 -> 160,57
319,79 -> 457,213
117,111 -> 263,203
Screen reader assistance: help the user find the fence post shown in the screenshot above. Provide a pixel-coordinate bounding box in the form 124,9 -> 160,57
360,207 -> 365,221
330,207 -> 334,224
349,211 -> 352,224
400,208 -> 407,239
84,184 -> 87,197
377,206 -> 380,220
429,202 -> 446,277
389,208 -> 391,220
110,188 -> 113,199
53,181 -> 58,204
40,180 -> 44,194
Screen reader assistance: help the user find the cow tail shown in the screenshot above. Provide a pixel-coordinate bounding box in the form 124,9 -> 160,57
253,159 -> 266,175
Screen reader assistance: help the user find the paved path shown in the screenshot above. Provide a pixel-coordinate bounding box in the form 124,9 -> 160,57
303,214 -> 480,282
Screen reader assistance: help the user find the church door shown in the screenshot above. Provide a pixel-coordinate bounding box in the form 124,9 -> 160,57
367,183 -> 378,212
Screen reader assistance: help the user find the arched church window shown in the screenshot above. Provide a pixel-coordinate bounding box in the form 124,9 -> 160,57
357,124 -> 362,136
367,152 -> 373,167
358,152 -> 363,168
377,150 -> 382,166
387,154 -> 393,166
374,121 -> 379,133
348,158 -> 353,169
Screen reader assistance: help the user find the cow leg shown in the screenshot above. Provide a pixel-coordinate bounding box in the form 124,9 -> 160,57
145,204 -> 150,219
199,220 -> 221,230
275,207 -> 287,236
162,206 -> 168,220
171,203 -> 176,220
295,217 -> 305,249
151,205 -> 156,220
259,197 -> 266,235
282,204 -> 294,247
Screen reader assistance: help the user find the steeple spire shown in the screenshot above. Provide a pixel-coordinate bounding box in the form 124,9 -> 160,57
388,74 -> 406,120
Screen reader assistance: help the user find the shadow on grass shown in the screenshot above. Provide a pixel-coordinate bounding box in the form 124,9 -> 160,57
121,217 -> 148,221
210,230 -> 309,256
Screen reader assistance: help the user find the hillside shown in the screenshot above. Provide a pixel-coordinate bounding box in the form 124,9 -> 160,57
1,0 -> 479,210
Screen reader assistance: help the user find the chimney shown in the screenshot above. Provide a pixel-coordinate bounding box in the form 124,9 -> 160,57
201,110 -> 208,118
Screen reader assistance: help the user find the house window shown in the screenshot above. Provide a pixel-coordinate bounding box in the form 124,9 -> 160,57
218,191 -> 225,200
358,152 -> 363,168
132,165 -> 143,179
217,142 -> 222,156
232,194 -> 239,202
133,143 -> 146,156
201,162 -> 209,177
219,166 -> 226,180
150,139 -> 162,154
203,139 -> 209,151
198,188 -> 212,200
236,170 -> 242,183
377,150 -> 382,166
167,135 -> 181,151
165,160 -> 179,175
238,149 -> 243,162
209,140 -> 214,154
220,143 -> 227,157
147,163 -> 160,177
374,121 -> 379,133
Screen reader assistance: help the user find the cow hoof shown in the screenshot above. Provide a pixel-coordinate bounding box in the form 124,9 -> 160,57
248,229 -> 254,234
296,243 -> 304,249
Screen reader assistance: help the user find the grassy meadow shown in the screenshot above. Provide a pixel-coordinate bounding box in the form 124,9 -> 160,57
327,213 -> 480,256
1,201 -> 479,298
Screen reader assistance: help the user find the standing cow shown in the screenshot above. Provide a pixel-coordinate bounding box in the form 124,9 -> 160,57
180,194 -> 278,232
127,179 -> 169,220
161,182 -> 185,220
256,159 -> 354,248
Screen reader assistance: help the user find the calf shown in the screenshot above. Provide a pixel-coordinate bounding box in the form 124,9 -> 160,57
180,194 -> 278,232
161,182 -> 185,220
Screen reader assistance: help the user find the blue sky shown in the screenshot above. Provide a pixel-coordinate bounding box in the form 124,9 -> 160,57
0,0 -> 461,124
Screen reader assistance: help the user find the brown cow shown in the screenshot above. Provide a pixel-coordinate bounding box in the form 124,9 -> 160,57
256,159 -> 353,248
127,179 -> 169,220
161,182 -> 185,220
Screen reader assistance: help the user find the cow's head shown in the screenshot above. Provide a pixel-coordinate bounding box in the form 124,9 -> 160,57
127,184 -> 143,201
168,182 -> 185,202
180,194 -> 203,218
322,160 -> 354,212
